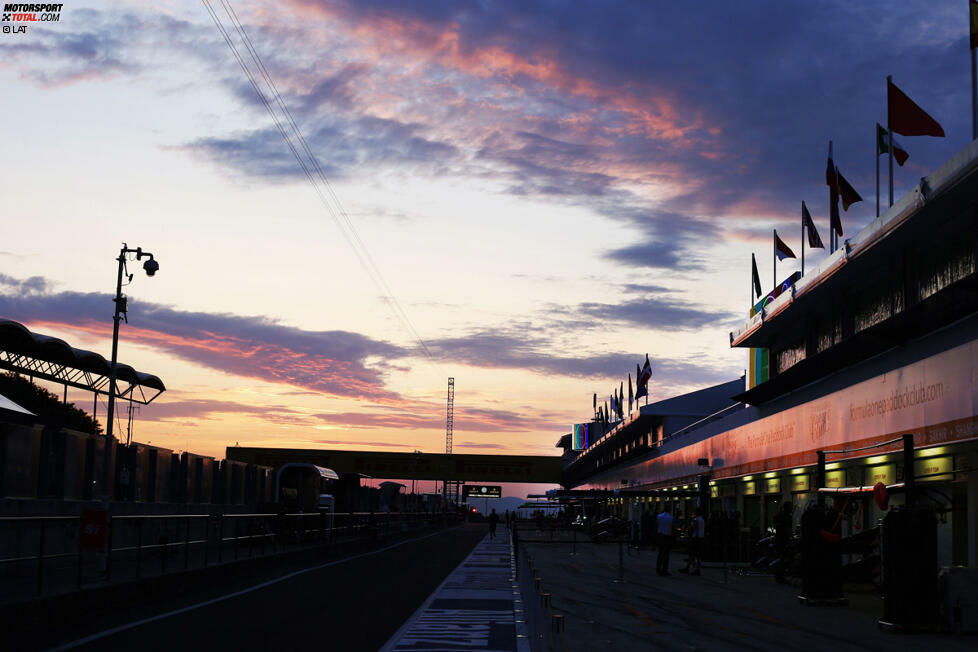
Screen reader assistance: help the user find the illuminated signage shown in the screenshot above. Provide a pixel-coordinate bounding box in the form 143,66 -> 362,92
462,485 -> 502,499
710,486 -> 719,498
790,475 -> 810,492
572,423 -> 592,450
914,456 -> 952,482
764,478 -> 781,494
825,470 -> 844,488
743,481 -> 757,495
864,464 -> 895,487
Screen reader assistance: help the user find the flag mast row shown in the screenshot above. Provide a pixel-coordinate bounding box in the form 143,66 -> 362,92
750,74 -> 946,312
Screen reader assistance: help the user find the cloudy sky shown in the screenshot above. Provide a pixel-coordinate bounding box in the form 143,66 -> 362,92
0,1 -> 971,467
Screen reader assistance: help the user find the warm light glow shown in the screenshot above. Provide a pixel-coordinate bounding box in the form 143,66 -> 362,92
742,475 -> 753,481
866,455 -> 889,465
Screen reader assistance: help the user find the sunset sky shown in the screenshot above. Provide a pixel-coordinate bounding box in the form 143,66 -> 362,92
0,1 -> 972,475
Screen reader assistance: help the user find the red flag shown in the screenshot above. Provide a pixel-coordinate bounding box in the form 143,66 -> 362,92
888,78 -> 945,137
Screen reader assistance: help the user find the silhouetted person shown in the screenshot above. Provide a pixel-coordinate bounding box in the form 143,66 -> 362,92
656,506 -> 675,576
489,508 -> 499,539
774,502 -> 793,584
681,507 -> 706,575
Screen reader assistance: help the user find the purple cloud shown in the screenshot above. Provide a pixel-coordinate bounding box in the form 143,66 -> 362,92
0,275 -> 405,400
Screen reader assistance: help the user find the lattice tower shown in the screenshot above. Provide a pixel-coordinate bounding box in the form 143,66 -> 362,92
445,377 -> 455,454
445,378 -> 459,504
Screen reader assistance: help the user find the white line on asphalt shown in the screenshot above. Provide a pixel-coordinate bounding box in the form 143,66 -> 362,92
50,528 -> 452,651
378,533 -> 489,652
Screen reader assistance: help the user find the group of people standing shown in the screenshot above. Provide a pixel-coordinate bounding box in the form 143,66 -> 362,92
655,505 -> 706,576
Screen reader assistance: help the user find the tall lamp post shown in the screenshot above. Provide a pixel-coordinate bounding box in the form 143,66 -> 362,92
106,244 -> 159,444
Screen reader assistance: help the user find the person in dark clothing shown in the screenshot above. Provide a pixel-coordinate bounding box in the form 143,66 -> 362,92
656,506 -> 675,576
773,501 -> 793,583
488,508 -> 499,539
681,507 -> 706,575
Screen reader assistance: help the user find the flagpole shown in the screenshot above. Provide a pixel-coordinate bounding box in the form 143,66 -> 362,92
750,253 -> 755,305
887,75 -> 894,207
772,229 -> 776,290
801,203 -> 806,277
828,140 -> 835,253
972,26 -> 977,140
875,124 -> 880,217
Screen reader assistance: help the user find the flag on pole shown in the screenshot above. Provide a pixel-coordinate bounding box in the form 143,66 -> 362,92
826,143 -> 842,238
628,374 -> 633,413
801,202 -> 824,248
751,253 -> 763,298
887,78 -> 945,137
774,231 -> 796,260
636,355 -> 652,400
876,123 -> 909,166
837,169 -> 863,211
971,0 -> 978,49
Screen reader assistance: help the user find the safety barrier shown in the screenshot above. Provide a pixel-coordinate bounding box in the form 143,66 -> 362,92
0,511 -> 454,604
514,526 -> 567,652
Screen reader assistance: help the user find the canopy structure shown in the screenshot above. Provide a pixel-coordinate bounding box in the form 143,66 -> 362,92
0,318 -> 165,405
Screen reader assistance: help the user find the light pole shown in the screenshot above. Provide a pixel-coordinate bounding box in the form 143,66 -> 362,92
106,244 -> 159,444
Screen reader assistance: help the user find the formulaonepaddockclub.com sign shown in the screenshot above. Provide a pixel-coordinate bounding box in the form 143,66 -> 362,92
580,336 -> 978,489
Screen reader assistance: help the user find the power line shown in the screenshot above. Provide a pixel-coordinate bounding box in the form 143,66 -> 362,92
201,0 -> 436,363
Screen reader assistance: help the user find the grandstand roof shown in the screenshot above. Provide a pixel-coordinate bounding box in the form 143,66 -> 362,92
0,318 -> 165,404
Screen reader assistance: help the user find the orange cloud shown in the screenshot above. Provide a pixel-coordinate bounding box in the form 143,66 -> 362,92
285,1 -> 712,147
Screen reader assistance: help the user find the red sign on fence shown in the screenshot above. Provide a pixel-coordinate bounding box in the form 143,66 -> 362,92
80,508 -> 109,549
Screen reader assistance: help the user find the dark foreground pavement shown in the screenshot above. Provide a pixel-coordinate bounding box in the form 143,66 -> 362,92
522,539 -> 974,652
6,524 -> 487,651
383,532 -> 520,651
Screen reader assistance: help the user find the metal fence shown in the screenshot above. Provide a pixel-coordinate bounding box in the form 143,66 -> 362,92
514,525 -> 573,652
0,511 -> 451,604
513,518 -> 749,564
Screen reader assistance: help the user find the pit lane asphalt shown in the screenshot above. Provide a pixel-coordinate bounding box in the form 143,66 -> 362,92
9,523 -> 488,652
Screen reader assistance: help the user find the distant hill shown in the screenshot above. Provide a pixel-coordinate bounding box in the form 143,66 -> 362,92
465,495 -> 543,516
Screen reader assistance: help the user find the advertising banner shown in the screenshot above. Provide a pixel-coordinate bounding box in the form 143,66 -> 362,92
581,337 -> 978,489
572,423 -> 591,451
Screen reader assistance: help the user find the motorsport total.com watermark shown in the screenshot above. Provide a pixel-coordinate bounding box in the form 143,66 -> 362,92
2,3 -> 62,33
